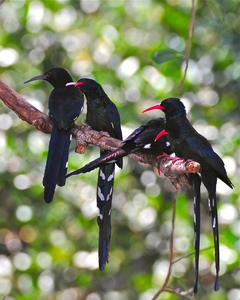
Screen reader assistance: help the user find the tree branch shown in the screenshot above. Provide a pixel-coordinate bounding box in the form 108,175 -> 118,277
0,80 -> 200,189
0,80 -> 52,133
163,287 -> 195,300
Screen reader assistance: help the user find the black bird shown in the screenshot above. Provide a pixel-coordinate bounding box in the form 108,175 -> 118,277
66,118 -> 172,177
143,98 -> 233,292
66,78 -> 122,271
25,68 -> 84,203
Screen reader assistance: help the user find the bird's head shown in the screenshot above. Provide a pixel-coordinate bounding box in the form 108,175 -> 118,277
143,98 -> 186,118
24,68 -> 73,88
66,78 -> 104,97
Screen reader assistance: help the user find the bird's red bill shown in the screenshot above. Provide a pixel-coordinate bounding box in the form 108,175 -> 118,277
66,81 -> 85,87
142,104 -> 164,113
157,167 -> 161,176
154,130 -> 168,142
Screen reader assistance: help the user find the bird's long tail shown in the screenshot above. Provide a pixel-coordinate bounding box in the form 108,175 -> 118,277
208,178 -> 220,291
97,160 -> 115,271
66,148 -> 125,178
202,175 -> 220,291
191,174 -> 201,294
43,126 -> 71,203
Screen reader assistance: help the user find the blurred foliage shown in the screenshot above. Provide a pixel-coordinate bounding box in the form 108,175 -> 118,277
0,0 -> 240,300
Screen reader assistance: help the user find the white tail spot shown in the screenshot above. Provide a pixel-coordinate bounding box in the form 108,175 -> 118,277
106,188 -> 113,201
97,187 -> 105,201
213,217 -> 216,228
100,170 -> 106,180
208,198 -> 211,210
107,173 -> 114,182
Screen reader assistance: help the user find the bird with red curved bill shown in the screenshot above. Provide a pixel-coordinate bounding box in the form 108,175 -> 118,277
143,98 -> 233,293
66,78 -> 122,271
24,68 -> 84,203
66,118 -> 172,178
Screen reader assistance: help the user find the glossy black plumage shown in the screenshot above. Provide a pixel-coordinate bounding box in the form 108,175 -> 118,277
25,68 -> 84,203
66,78 -> 122,271
144,98 -> 233,292
189,173 -> 201,293
97,162 -> 115,269
66,118 -> 173,177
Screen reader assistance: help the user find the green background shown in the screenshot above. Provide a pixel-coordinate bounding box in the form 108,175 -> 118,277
0,0 -> 239,299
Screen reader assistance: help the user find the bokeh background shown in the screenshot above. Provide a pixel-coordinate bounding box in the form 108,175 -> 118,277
0,0 -> 240,299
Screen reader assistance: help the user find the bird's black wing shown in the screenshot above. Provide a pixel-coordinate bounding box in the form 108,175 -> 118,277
106,100 -> 123,168
49,88 -> 84,129
123,125 -> 145,143
185,134 -> 233,188
121,125 -> 146,152
133,126 -> 159,148
44,88 -> 84,202
105,101 -> 122,140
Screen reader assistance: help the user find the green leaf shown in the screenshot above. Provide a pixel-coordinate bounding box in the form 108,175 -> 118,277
152,49 -> 183,64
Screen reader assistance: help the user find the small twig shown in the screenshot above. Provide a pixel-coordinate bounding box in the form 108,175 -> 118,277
164,287 -> 195,300
152,196 -> 177,300
173,246 -> 212,265
179,0 -> 196,92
